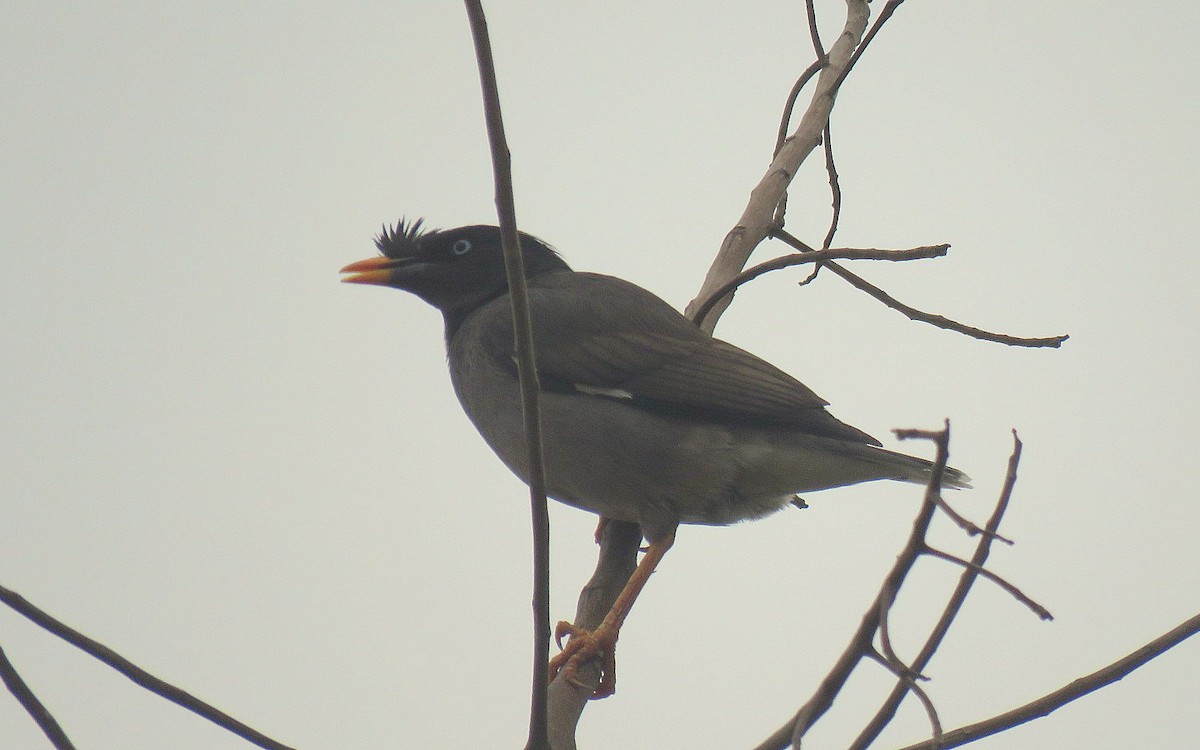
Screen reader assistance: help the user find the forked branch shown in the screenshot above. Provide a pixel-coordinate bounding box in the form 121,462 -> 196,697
753,428 -> 1050,750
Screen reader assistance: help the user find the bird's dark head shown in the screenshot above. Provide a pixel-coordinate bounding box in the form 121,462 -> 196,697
340,219 -> 570,317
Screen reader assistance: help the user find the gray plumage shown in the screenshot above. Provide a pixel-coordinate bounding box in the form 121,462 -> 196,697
342,221 -> 968,542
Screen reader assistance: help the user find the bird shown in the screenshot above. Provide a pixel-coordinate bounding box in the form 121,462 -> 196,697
340,219 -> 968,698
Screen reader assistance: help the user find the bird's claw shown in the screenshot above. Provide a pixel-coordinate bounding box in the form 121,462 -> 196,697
553,620 -> 577,650
548,620 -> 618,699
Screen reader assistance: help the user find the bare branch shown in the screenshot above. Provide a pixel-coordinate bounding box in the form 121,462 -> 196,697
772,230 -> 1070,348
0,584 -> 295,750
686,0 -> 871,331
831,0 -> 908,92
546,521 -> 641,750
924,547 -> 1053,621
751,425 -> 954,750
461,4 -> 553,748
865,649 -> 942,742
874,586 -> 928,687
690,244 -> 949,328
769,1 -> 831,227
804,0 -> 825,59
820,122 -> 841,250
831,260 -> 1069,347
928,494 -> 1012,545
771,56 -> 828,230
847,432 -> 1024,750
894,612 -> 1200,750
773,58 -> 827,159
0,642 -> 76,750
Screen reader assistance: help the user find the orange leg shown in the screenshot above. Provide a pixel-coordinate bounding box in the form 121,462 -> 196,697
592,516 -> 610,545
548,526 -> 677,699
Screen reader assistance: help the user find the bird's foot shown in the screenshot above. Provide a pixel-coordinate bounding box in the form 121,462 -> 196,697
548,620 -> 618,699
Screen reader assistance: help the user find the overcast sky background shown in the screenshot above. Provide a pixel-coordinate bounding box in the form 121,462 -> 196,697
3,2 -> 1198,748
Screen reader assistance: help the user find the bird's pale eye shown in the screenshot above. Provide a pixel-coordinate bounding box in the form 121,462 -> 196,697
452,239 -> 472,255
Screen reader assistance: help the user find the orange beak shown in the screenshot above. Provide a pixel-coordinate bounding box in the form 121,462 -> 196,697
339,256 -> 404,286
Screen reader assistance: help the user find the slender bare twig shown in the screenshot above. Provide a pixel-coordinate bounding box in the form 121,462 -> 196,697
924,547 -> 1053,621
461,4 -> 552,749
830,0 -> 908,93
821,122 -> 841,250
771,56 -> 828,229
772,229 -> 1070,347
0,584 -> 294,750
875,592 -> 901,677
690,244 -> 949,328
831,259 -> 1069,347
773,58 -> 827,158
847,432 -> 1023,750
873,594 -> 937,742
804,0 -> 825,59
930,495 -> 1014,544
0,642 -> 76,750
772,1 -> 829,227
874,599 -> 927,685
689,0 -> 924,330
893,612 -> 1200,750
864,649 -> 942,741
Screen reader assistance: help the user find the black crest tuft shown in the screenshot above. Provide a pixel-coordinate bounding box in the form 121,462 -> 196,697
374,218 -> 429,259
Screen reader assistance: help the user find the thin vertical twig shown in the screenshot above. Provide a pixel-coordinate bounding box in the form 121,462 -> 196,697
804,0 -> 826,58
771,58 -> 829,228
773,59 -> 828,158
820,122 -> 841,250
462,4 -> 552,749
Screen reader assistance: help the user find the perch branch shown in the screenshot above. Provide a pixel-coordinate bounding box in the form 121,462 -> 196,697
546,521 -> 642,750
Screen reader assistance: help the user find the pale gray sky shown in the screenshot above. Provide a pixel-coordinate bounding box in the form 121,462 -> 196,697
3,2 -> 1198,748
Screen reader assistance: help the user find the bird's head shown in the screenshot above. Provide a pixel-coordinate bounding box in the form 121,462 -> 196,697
340,219 -> 570,315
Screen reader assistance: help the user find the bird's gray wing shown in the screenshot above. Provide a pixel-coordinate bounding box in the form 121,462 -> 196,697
478,272 -> 880,446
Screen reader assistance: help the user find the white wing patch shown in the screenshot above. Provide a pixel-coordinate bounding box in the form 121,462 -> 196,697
574,383 -> 634,400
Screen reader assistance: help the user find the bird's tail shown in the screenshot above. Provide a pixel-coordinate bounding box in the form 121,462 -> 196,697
861,444 -> 972,490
